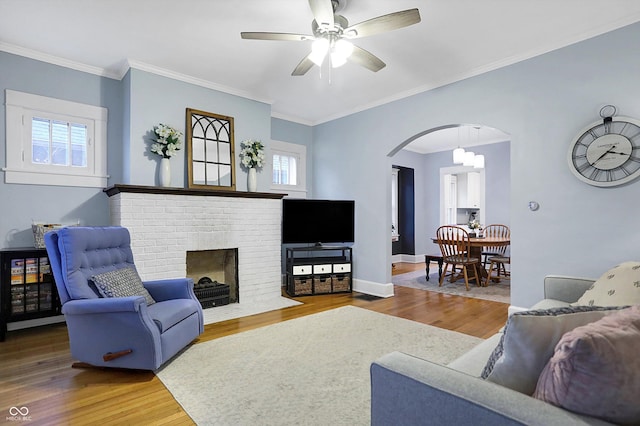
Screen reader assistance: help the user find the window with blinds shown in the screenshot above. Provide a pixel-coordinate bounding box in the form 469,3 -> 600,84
5,90 -> 108,187
31,118 -> 88,167
270,140 -> 307,196
272,153 -> 297,185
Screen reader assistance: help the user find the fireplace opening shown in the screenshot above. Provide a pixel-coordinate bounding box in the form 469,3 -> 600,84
186,249 -> 238,308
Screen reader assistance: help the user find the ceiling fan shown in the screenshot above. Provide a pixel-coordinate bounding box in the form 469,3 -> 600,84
241,0 -> 421,76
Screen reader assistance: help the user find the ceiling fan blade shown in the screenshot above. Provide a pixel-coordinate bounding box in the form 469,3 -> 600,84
348,45 -> 386,72
292,55 -> 315,76
308,0 -> 334,28
241,32 -> 313,42
344,8 -> 421,38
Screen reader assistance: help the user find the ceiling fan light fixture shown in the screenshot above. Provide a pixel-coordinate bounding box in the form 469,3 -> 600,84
331,51 -> 348,67
334,39 -> 354,58
310,38 -> 330,65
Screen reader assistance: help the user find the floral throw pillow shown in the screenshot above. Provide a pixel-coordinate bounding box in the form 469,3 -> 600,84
91,267 -> 156,306
572,261 -> 640,307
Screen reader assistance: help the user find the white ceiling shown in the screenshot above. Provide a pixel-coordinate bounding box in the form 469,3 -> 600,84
2,0 -> 640,133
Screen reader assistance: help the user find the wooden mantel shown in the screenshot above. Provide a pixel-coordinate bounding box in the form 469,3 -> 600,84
103,184 -> 286,199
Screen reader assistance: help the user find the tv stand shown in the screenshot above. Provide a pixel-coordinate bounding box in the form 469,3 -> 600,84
285,246 -> 352,297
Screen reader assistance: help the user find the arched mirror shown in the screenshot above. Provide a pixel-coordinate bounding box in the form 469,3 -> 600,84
186,108 -> 235,190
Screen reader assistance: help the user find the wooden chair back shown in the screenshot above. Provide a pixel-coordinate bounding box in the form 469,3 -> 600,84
436,225 -> 471,261
483,224 -> 510,256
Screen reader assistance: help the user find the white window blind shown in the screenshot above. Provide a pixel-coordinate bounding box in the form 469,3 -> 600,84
270,140 -> 307,196
31,117 -> 88,167
273,153 -> 297,185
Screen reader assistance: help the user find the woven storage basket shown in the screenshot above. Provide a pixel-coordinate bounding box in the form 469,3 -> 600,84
332,274 -> 351,292
313,276 -> 332,293
293,277 -> 312,295
31,224 -> 63,249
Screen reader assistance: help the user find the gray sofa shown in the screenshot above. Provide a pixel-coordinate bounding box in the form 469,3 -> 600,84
370,275 -> 617,426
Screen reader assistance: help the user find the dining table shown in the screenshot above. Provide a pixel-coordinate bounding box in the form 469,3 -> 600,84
431,235 -> 510,285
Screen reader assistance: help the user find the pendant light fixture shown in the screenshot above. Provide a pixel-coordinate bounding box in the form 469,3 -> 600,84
452,126 -> 465,164
472,127 -> 484,169
452,125 -> 485,168
463,151 -> 475,166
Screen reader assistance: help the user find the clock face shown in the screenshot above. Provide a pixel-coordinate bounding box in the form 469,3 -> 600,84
568,117 -> 640,187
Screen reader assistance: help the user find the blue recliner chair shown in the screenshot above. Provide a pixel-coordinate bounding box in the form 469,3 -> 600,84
44,226 -> 204,370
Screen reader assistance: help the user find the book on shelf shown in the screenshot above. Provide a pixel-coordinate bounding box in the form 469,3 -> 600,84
39,256 -> 50,281
25,258 -> 38,283
10,259 -> 24,284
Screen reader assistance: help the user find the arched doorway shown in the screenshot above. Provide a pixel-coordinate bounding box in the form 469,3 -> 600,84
388,124 -> 511,301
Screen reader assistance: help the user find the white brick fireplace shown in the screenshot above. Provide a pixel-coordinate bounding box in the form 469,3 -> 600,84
105,185 -> 299,323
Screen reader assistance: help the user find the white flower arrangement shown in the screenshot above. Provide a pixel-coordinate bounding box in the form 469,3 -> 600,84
468,219 -> 481,230
239,139 -> 265,169
151,123 -> 183,159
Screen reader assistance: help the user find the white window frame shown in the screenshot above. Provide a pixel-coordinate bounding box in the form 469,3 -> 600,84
270,140 -> 307,197
4,90 -> 108,187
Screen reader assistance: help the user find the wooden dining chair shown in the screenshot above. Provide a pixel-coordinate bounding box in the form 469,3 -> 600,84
485,255 -> 511,286
481,224 -> 510,285
436,225 -> 481,291
481,224 -> 510,267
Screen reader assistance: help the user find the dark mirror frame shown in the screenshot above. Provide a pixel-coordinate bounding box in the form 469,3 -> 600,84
186,108 -> 236,191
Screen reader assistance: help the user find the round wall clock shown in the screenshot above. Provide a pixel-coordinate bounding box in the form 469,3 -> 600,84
568,106 -> 640,187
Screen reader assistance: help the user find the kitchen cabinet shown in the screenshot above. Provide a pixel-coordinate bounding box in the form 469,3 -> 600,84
457,171 -> 480,208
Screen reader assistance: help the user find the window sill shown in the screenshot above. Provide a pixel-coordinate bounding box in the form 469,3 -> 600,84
3,168 -> 109,188
270,185 -> 307,197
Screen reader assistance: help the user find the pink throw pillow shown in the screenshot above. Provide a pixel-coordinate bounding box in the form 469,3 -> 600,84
534,305 -> 640,425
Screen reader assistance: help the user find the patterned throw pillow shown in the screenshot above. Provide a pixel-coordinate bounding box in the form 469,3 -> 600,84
534,306 -> 640,425
91,267 -> 156,306
480,305 -> 628,395
572,261 -> 640,306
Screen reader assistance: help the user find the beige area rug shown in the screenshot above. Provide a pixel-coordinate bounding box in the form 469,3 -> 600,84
157,306 -> 482,425
393,269 -> 511,304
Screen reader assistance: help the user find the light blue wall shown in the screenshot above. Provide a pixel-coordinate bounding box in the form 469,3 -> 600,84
314,22 -> 640,308
3,21 -> 639,309
0,52 -> 122,247
271,117 -> 314,197
392,141 -> 510,258
125,69 -> 272,189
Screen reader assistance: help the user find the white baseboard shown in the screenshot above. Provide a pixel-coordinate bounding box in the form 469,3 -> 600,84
391,253 -> 424,264
353,278 -> 394,298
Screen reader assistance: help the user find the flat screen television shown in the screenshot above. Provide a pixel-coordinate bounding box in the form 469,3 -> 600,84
282,199 -> 355,245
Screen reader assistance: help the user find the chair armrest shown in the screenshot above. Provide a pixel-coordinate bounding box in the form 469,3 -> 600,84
371,352 -> 612,426
62,296 -> 146,315
543,275 -> 595,303
143,278 -> 195,302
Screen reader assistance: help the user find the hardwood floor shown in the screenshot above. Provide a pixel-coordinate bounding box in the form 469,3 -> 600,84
0,263 -> 508,425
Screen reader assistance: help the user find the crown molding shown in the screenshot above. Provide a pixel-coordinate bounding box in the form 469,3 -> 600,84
0,42 -> 122,79
270,111 -> 314,127
123,59 -> 274,106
